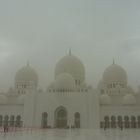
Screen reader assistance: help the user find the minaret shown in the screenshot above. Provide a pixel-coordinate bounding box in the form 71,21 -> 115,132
27,60 -> 30,67
113,58 -> 115,64
69,49 -> 72,55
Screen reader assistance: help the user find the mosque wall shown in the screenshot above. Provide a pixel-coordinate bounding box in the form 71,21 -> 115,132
1,52 -> 140,130
0,105 -> 23,117
100,105 -> 140,121
33,91 -> 92,128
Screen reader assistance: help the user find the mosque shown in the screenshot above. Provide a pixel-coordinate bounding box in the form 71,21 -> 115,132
0,50 -> 140,129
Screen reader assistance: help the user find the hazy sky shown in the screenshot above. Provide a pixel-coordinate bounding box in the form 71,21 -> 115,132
0,0 -> 140,92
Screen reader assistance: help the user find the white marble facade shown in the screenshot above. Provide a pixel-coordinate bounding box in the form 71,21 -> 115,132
0,51 -> 140,129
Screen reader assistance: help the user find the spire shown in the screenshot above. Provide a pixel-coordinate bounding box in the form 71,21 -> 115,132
69,48 -> 72,55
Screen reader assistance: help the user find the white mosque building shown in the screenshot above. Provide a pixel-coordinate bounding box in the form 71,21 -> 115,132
0,51 -> 140,129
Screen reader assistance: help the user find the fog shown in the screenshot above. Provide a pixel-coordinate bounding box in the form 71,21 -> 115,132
0,0 -> 140,91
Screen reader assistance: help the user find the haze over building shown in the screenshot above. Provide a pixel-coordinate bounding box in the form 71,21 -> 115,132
0,51 -> 139,129
0,0 -> 140,92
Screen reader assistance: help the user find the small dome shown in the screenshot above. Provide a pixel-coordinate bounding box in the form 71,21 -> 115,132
8,87 -> 15,94
0,95 -> 7,104
123,94 -> 136,105
103,63 -> 127,84
54,73 -> 75,90
18,95 -> 25,104
100,94 -> 111,105
55,51 -> 85,83
15,63 -> 38,87
127,86 -> 134,93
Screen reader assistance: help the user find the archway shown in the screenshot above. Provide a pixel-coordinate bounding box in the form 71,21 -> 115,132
4,115 -> 9,128
104,116 -> 110,129
131,116 -> 136,128
124,116 -> 130,129
41,112 -> 48,128
55,106 -> 67,128
117,116 -> 123,130
15,115 -> 22,127
111,116 -> 116,128
10,115 -> 15,127
74,112 -> 80,128
0,115 -> 3,127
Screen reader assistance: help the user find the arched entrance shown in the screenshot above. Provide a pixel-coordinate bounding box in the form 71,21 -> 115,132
4,115 -> 9,128
0,115 -> 3,127
15,115 -> 22,128
10,115 -> 15,127
41,112 -> 48,129
55,106 -> 67,128
74,112 -> 80,128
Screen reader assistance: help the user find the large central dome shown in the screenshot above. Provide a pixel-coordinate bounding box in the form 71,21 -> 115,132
55,51 -> 85,83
